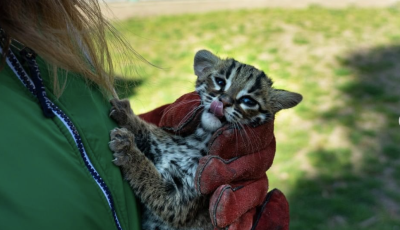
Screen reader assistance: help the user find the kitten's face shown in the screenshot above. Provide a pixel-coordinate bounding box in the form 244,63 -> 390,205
193,50 -> 302,131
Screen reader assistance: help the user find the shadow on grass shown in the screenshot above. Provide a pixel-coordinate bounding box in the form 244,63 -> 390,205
288,45 -> 400,230
114,76 -> 143,99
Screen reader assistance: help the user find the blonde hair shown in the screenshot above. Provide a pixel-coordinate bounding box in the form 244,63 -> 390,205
0,0 -> 133,97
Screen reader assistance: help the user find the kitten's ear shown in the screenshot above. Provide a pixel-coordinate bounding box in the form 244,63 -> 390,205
194,50 -> 219,77
271,89 -> 303,113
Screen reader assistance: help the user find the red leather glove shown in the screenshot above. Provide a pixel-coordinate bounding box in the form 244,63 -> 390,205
139,92 -> 289,230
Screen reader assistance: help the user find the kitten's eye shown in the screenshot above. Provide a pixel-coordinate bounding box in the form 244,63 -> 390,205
240,96 -> 257,107
215,77 -> 226,87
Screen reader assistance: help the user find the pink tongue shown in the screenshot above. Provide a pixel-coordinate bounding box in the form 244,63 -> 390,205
210,100 -> 224,117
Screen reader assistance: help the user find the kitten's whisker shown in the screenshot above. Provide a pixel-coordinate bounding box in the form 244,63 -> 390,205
163,100 -> 202,115
230,119 -> 248,157
251,122 -> 264,148
239,123 -> 257,156
175,105 -> 205,135
177,105 -> 204,127
232,109 -> 241,119
162,99 -> 202,117
239,123 -> 252,153
236,122 -> 248,157
246,124 -> 264,157
232,121 -> 240,155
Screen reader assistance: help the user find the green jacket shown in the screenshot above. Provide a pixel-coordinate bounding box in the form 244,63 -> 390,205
0,51 -> 141,230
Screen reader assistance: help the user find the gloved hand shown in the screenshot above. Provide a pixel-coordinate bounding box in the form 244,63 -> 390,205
139,92 -> 289,230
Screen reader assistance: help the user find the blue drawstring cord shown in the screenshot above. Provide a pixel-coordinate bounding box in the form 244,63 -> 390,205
19,47 -> 55,118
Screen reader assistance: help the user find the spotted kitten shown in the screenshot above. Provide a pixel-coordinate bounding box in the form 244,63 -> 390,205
109,50 -> 302,230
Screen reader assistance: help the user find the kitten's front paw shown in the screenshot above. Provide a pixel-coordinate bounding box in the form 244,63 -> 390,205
109,128 -> 135,166
109,99 -> 133,126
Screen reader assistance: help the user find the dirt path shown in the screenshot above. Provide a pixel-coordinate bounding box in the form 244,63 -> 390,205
101,0 -> 399,20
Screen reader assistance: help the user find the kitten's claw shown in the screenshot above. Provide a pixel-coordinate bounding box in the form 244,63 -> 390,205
109,99 -> 133,125
109,109 -> 116,117
112,152 -> 130,166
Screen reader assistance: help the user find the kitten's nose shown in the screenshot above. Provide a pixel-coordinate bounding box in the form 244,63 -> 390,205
219,94 -> 233,107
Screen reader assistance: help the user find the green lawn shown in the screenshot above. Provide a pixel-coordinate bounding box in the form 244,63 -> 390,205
112,6 -> 400,229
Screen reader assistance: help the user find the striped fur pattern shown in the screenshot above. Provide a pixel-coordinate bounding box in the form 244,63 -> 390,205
109,50 -> 302,230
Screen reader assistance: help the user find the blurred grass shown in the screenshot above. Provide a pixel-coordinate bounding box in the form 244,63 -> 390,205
111,6 -> 400,230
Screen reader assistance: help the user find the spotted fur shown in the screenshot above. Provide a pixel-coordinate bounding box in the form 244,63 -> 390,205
109,50 -> 302,230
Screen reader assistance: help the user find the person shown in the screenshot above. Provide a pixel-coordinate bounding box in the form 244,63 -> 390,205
0,1 -> 289,230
